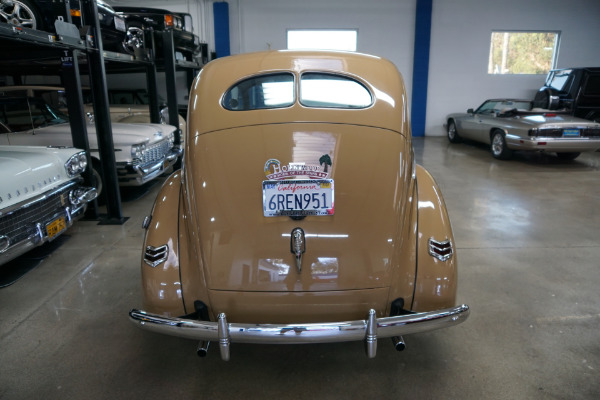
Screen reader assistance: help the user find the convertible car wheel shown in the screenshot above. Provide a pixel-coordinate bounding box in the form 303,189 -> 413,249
447,120 -> 462,143
0,0 -> 42,30
556,152 -> 581,160
491,130 -> 512,160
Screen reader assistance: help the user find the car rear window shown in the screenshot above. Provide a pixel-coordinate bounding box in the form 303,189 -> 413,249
300,73 -> 372,109
222,73 -> 295,111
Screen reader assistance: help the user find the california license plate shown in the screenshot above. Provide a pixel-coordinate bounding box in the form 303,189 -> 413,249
46,216 -> 67,240
563,129 -> 580,137
263,180 -> 334,217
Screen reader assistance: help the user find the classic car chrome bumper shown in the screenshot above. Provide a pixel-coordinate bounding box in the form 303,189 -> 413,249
118,148 -> 182,186
0,184 -> 97,265
506,135 -> 600,152
129,304 -> 470,360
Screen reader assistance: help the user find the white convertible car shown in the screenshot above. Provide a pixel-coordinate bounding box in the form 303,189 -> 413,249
0,145 -> 97,266
0,96 -> 182,194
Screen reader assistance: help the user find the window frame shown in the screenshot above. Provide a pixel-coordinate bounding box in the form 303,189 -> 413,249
298,72 -> 373,109
221,72 -> 296,111
487,30 -> 561,75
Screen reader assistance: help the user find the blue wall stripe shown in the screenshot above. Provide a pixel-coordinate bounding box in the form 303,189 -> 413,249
213,2 -> 231,58
411,0 -> 433,137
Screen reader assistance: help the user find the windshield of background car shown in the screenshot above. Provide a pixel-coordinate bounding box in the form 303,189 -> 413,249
0,98 -> 64,131
476,100 -> 532,114
547,70 -> 572,91
223,73 -> 295,111
0,98 -> 68,131
299,73 -> 372,108
475,101 -> 498,114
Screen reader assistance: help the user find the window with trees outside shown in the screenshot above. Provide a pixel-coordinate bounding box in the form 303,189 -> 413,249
488,31 -> 560,75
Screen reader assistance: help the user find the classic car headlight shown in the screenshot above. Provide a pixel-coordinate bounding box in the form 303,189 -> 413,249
131,143 -> 147,162
167,131 -> 175,147
65,152 -> 88,177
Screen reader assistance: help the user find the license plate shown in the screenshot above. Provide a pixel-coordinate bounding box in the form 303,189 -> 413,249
114,16 -> 126,32
563,129 -> 580,137
46,216 -> 67,240
263,180 -> 334,217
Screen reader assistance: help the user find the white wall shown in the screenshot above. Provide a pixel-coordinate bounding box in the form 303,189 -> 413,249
226,0 -> 417,97
428,0 -> 600,135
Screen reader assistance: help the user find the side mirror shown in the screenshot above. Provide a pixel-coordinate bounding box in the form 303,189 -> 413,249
467,108 -> 474,114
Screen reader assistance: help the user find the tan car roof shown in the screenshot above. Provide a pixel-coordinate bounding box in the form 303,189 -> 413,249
188,50 -> 410,137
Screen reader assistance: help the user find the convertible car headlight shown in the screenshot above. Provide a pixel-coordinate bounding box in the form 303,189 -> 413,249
65,152 -> 88,177
131,143 -> 147,162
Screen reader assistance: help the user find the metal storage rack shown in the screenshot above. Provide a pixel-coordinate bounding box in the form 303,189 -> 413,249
0,0 -> 203,225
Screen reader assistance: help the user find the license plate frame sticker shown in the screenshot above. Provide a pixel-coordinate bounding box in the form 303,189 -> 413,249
263,180 -> 334,217
46,216 -> 67,240
563,129 -> 580,137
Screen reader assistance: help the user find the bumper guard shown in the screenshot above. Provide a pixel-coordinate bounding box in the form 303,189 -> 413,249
129,304 -> 470,360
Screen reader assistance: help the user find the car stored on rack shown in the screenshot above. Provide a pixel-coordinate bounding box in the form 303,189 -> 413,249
130,50 -> 470,360
0,145 -> 97,266
0,96 -> 181,195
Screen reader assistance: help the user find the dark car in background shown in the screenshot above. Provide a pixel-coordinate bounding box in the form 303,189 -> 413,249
533,67 -> 600,122
113,6 -> 201,61
0,0 -> 126,52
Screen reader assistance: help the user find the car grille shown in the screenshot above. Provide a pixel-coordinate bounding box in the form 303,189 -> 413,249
0,184 -> 73,246
135,140 -> 172,167
529,127 -> 600,137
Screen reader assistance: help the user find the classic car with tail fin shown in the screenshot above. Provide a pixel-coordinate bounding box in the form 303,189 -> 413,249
130,50 -> 470,360
0,96 -> 181,196
0,145 -> 96,265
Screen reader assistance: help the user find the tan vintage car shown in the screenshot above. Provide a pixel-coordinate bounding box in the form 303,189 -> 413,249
130,50 -> 470,360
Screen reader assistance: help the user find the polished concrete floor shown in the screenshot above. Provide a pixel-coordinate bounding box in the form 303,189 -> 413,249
1,137 -> 599,399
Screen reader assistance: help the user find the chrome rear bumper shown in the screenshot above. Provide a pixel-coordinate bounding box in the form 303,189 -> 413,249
129,304 -> 470,360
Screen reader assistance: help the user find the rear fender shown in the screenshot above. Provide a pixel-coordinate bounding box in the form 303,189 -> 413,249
411,165 -> 458,312
140,171 -> 186,316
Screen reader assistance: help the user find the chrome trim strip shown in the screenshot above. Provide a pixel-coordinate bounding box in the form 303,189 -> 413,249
129,304 -> 470,360
0,180 -> 80,218
0,203 -> 89,265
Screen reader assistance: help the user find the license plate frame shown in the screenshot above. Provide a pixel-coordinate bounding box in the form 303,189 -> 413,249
263,179 -> 334,217
46,216 -> 67,241
563,129 -> 580,137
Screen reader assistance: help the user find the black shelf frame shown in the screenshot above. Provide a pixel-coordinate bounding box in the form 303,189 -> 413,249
0,0 -> 202,224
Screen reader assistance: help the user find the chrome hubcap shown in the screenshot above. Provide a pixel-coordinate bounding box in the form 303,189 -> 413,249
448,124 -> 455,139
492,134 -> 503,155
124,27 -> 144,53
0,2 -> 36,29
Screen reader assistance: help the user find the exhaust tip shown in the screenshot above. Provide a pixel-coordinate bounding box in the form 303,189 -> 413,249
197,341 -> 210,357
392,336 -> 406,352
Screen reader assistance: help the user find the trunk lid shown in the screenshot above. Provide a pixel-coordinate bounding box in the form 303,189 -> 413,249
186,123 -> 412,293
